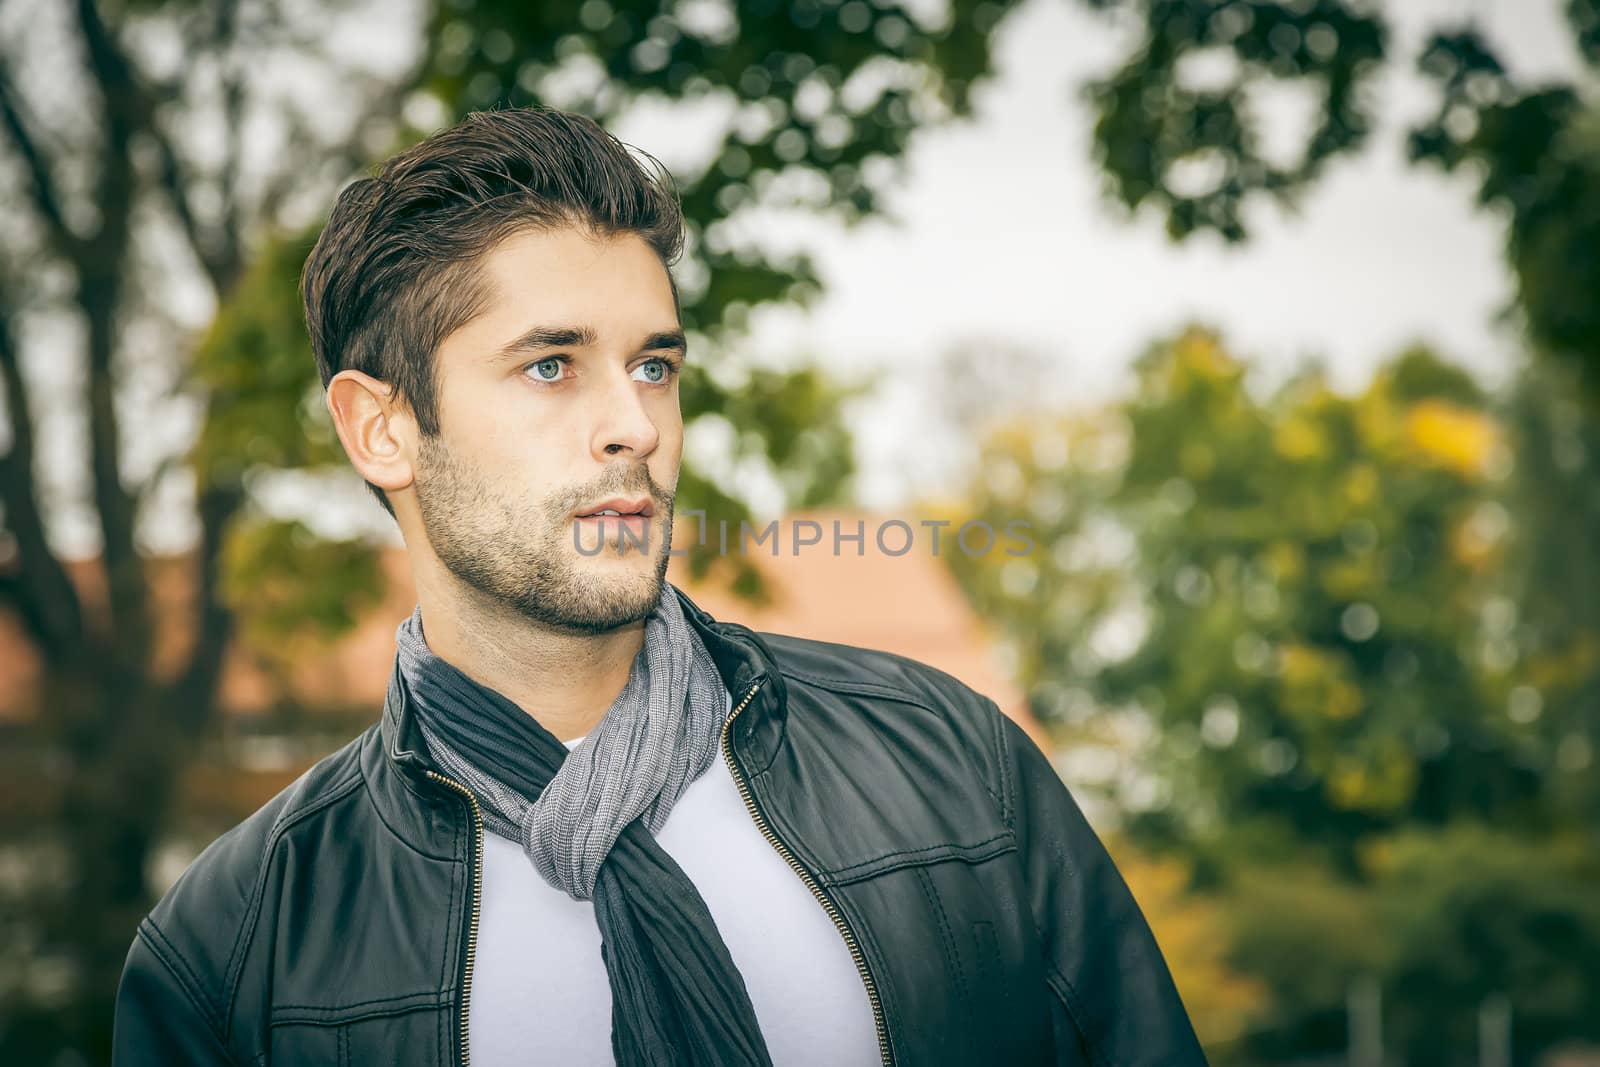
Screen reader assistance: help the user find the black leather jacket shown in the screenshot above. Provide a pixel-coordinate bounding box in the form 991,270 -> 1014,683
113,590 -> 1207,1065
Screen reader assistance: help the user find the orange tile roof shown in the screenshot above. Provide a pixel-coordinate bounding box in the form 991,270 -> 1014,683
673,508 -> 1046,748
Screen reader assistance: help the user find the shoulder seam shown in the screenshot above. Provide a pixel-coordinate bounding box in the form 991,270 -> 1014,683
777,664 -> 935,709
220,766 -> 366,1039
767,637 -> 990,716
779,663 -> 1004,810
987,696 -> 1017,831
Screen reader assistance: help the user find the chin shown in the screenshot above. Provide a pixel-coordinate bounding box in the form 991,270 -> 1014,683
583,565 -> 664,602
574,545 -> 668,590
579,569 -> 668,631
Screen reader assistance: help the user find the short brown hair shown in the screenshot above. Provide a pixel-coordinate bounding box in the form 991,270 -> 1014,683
301,106 -> 684,517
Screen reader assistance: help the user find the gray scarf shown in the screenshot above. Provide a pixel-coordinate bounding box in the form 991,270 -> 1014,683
400,582 -> 729,900
395,582 -> 774,1063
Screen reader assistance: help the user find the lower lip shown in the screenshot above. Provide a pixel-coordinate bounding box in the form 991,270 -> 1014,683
574,514 -> 651,538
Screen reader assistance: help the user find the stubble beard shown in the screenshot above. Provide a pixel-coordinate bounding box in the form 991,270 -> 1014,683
413,433 -> 675,635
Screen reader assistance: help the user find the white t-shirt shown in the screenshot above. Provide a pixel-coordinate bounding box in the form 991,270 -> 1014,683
467,689 -> 881,1066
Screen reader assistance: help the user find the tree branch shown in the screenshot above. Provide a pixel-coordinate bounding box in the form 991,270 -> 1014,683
0,292 -> 86,665
256,51 -> 426,226
169,482 -> 244,728
73,0 -> 148,672
149,117 -> 240,292
215,0 -> 245,288
142,3 -> 247,295
0,66 -> 86,261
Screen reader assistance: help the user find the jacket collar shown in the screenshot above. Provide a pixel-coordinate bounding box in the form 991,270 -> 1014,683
376,581 -> 790,796
674,583 -> 790,768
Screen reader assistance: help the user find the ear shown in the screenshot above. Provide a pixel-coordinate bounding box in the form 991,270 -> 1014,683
326,370 -> 416,494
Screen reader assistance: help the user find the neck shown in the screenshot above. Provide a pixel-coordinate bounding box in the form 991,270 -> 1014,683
410,565 -> 648,744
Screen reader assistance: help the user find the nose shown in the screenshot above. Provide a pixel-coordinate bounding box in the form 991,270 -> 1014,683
589,366 -> 660,461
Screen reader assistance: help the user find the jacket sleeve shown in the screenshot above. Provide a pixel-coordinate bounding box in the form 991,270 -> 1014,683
997,711 -> 1209,1066
112,922 -> 235,1066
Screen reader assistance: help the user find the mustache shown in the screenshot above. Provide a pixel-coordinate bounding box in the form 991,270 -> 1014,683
552,468 -> 675,517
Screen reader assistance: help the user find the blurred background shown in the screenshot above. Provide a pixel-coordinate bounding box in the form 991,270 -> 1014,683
2,0 -> 1598,1062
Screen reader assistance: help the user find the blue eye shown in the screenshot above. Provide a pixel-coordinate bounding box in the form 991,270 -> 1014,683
632,357 -> 679,384
527,357 -> 565,382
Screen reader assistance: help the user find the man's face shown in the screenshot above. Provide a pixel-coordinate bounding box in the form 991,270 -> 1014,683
410,225 -> 684,634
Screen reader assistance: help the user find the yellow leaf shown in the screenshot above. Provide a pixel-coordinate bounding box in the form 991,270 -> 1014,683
1273,417 -> 1327,461
1405,400 -> 1498,478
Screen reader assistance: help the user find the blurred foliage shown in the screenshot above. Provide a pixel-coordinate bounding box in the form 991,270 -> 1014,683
954,328 -> 1541,853
1365,823 -> 1600,1065
1202,827 -> 1600,1062
419,0 -> 1008,250
1081,0 -> 1600,407
218,518 -> 386,670
947,327 -> 1600,1061
1084,0 -> 1386,241
684,361 -> 874,509
189,232 -> 345,489
1216,857 -> 1385,1057
1501,357 -> 1600,832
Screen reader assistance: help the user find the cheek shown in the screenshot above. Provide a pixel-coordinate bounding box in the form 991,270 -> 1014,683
465,385 -> 572,456
443,415 -> 565,501
653,404 -> 684,460
436,378 -> 520,454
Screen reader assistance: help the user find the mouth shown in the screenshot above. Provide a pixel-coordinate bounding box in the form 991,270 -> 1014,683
573,496 -> 655,520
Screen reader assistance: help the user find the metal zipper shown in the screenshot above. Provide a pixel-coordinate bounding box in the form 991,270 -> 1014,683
427,770 -> 483,1067
720,678 -> 893,1066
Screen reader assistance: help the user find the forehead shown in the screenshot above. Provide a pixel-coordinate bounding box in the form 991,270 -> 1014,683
435,225 -> 678,368
479,225 -> 676,327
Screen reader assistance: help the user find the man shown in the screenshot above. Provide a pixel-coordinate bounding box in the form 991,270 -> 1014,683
113,106 -> 1205,1066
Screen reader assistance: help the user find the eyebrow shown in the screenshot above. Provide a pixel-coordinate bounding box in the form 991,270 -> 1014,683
495,324 -> 688,359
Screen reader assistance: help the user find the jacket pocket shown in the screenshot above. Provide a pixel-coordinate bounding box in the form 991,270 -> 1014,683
819,833 -> 1017,887
269,1001 -> 452,1066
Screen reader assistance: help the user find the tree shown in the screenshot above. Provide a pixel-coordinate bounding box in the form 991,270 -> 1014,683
954,328 -> 1546,853
1498,358 -> 1600,831
1058,15 -> 1600,1050
0,2 -> 413,1053
0,0 -> 1017,1058
945,327 -> 1600,1061
1366,823 -> 1600,1066
1022,0 -> 1600,825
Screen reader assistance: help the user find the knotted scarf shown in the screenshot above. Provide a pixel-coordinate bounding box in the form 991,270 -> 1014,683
394,583 -> 773,1066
